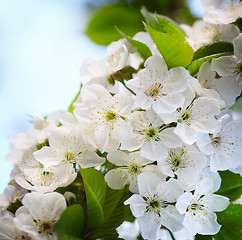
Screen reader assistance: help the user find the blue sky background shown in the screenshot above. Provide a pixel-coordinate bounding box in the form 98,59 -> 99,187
0,0 -> 202,193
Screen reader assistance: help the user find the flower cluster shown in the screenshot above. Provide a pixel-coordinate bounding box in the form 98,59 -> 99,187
0,0 -> 241,239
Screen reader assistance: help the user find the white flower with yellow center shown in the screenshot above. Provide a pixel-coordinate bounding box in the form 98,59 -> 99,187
74,83 -> 133,153
105,150 -> 163,193
125,172 -> 184,240
157,144 -> 207,187
0,183 -> 26,216
126,55 -> 189,114
211,34 -> 242,89
0,216 -> 30,240
14,192 -> 66,240
181,20 -> 240,50
197,61 -> 237,107
176,179 -> 229,235
121,109 -> 182,161
161,97 -> 220,145
197,114 -> 242,172
34,125 -> 105,169
202,0 -> 242,24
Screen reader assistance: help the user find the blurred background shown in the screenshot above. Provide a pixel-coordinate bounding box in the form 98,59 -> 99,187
0,0 -> 203,192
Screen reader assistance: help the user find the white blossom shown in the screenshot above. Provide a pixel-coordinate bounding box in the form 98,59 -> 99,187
0,184 -> 26,216
211,34 -> 242,89
34,125 -> 105,169
202,0 -> 242,24
105,150 -> 163,193
181,20 -> 240,50
197,61 -> 236,107
14,192 -> 66,240
121,109 -> 182,161
157,144 -> 207,187
0,216 -> 30,240
161,97 -> 220,145
125,172 -> 183,240
126,55 -> 189,114
74,83 -> 133,152
197,114 -> 242,172
176,179 -> 229,235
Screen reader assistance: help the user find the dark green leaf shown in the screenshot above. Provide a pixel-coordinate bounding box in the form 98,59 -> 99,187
88,187 -> 130,239
85,4 -> 144,45
195,235 -> 212,240
216,171 -> 242,201
68,84 -> 82,114
187,52 -> 230,75
80,168 -> 106,229
117,29 -> 152,60
145,23 -> 193,68
195,204 -> 242,240
214,204 -> 242,239
213,227 -> 241,240
193,42 -> 234,61
54,204 -> 84,240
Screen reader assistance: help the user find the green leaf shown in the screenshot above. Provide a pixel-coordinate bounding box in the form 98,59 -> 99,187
68,84 -> 82,114
155,15 -> 186,41
216,171 -> 242,201
232,97 -> 242,115
214,204 -> 242,239
54,204 -> 84,240
89,187 -> 130,239
117,29 -> 152,60
195,204 -> 242,240
193,42 -> 234,61
195,235 -> 212,240
141,7 -> 185,36
85,4 -> 144,45
187,52 -> 230,75
145,23 -> 193,68
80,168 -> 106,229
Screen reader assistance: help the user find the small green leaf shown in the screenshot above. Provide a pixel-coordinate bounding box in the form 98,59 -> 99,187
141,7 -> 185,36
117,29 -> 152,60
155,15 -> 186,41
68,84 -> 82,114
216,171 -> 242,201
54,204 -> 84,240
85,4 -> 144,45
232,97 -> 242,115
187,52 -> 230,75
145,23 -> 193,68
80,168 -> 106,229
193,42 -> 234,61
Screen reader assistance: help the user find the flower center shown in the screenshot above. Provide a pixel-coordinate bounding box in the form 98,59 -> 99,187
177,109 -> 191,123
128,163 -> 141,180
106,111 -> 117,121
168,148 -> 185,172
41,171 -> 55,186
146,127 -> 156,138
33,219 -> 53,235
146,83 -> 165,98
189,203 -> 204,211
211,136 -> 234,147
65,152 -> 75,162
145,197 -> 161,216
